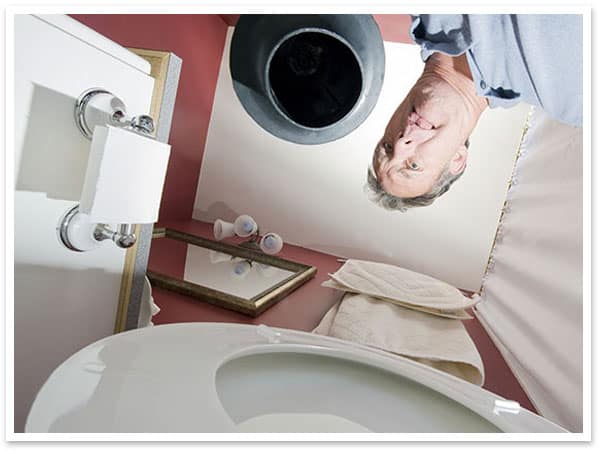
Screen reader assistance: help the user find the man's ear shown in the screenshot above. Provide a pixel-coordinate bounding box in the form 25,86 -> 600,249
449,145 -> 468,175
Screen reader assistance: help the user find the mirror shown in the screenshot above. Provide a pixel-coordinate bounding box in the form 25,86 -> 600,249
147,228 -> 317,317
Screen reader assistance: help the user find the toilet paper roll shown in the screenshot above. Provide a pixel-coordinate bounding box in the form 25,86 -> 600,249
79,125 -> 171,224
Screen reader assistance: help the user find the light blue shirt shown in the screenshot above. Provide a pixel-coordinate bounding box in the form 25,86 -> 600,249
410,14 -> 583,127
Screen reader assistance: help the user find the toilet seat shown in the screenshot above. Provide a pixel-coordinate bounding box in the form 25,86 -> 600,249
25,322 -> 567,434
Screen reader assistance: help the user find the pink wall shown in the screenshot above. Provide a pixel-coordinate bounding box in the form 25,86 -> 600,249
70,14 -> 229,223
74,14 -> 537,415
373,14 -> 413,43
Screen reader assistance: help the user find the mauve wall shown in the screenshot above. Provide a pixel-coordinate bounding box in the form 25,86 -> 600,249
71,14 -> 536,413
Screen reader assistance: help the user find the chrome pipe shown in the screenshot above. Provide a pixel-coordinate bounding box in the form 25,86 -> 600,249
93,223 -> 137,249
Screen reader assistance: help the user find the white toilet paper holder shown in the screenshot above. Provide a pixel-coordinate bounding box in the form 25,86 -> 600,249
74,88 -> 155,140
57,88 -> 166,252
57,204 -> 137,252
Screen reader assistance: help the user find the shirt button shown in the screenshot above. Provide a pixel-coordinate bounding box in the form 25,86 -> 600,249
480,80 -> 487,89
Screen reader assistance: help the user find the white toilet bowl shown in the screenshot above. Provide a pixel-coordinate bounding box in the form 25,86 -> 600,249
25,322 -> 566,434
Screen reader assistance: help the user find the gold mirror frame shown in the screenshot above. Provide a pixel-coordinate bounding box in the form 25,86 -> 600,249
147,228 -> 317,317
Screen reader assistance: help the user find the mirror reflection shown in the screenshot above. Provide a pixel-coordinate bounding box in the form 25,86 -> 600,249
147,228 -> 317,317
158,237 -> 295,300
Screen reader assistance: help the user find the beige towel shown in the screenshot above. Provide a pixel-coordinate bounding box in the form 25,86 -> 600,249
323,259 -> 480,319
314,293 -> 484,385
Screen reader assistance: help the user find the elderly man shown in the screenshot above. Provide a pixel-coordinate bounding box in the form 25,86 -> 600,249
368,14 -> 583,211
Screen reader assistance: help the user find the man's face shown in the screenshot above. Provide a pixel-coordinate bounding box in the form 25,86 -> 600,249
372,74 -> 470,198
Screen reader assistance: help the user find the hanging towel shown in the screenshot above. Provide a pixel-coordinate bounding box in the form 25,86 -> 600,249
314,260 -> 484,385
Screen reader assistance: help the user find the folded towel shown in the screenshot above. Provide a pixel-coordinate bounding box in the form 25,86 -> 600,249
315,259 -> 484,385
323,259 -> 479,319
314,293 -> 484,385
322,279 -> 472,320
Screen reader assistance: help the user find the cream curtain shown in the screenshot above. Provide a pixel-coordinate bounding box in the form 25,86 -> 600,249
475,108 -> 584,432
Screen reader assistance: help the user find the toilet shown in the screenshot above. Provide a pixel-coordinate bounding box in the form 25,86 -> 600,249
25,322 -> 566,433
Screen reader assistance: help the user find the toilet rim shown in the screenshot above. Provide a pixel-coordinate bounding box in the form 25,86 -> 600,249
26,322 -> 568,434
214,335 -> 565,434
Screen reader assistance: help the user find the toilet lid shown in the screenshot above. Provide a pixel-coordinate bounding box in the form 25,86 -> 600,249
26,322 -> 567,434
